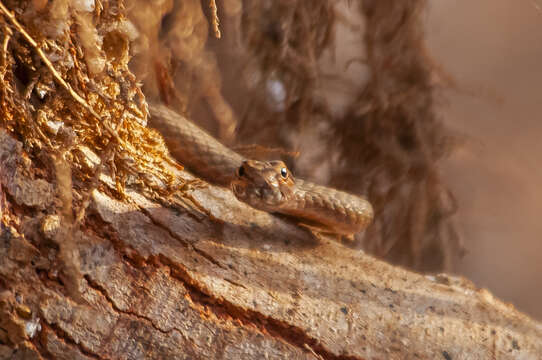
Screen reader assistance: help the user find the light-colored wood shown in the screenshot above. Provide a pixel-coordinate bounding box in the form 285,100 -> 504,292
1,130 -> 541,359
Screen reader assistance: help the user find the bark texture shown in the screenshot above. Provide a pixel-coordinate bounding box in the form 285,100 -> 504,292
1,129 -> 542,359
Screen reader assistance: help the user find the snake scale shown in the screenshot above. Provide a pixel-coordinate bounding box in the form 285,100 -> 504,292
149,103 -> 373,236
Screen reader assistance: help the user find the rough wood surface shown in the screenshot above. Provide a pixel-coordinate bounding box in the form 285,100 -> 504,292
1,129 -> 541,360
0,1 -> 541,358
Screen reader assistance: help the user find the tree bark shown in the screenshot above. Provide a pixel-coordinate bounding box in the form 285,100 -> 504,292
1,128 -> 542,360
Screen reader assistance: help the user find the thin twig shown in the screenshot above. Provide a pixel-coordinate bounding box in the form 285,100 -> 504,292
209,0 -> 221,39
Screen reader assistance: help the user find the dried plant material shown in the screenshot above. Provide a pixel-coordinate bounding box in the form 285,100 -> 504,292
0,1 -> 98,118
223,0 -> 242,17
331,1 -> 461,271
31,0 -> 48,12
209,0 -> 221,39
75,12 -> 106,75
0,0 -> 184,207
128,0 -> 237,141
46,0 -> 71,37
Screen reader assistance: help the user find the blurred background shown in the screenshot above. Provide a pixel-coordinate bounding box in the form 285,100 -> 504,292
129,0 -> 542,320
428,1 -> 542,320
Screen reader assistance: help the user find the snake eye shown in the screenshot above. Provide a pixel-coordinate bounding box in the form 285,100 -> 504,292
280,167 -> 288,178
237,165 -> 245,177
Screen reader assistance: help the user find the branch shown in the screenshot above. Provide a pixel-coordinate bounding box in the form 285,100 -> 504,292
1,129 -> 541,359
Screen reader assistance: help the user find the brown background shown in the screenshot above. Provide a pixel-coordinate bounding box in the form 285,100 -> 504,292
427,1 -> 542,320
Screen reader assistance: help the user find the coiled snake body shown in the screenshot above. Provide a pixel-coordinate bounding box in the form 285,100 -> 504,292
149,104 -> 373,236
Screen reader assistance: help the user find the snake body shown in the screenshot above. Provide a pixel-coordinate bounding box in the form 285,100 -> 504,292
149,103 -> 373,236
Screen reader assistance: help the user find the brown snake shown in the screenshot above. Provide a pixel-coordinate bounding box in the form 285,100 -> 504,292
149,103 -> 374,236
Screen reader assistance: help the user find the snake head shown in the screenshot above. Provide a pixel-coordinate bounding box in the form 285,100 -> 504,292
231,159 -> 295,212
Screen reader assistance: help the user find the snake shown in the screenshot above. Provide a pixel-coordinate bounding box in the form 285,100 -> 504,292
148,103 -> 374,236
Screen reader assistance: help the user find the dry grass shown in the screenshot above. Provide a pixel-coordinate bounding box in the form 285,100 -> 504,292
0,0 -> 182,212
